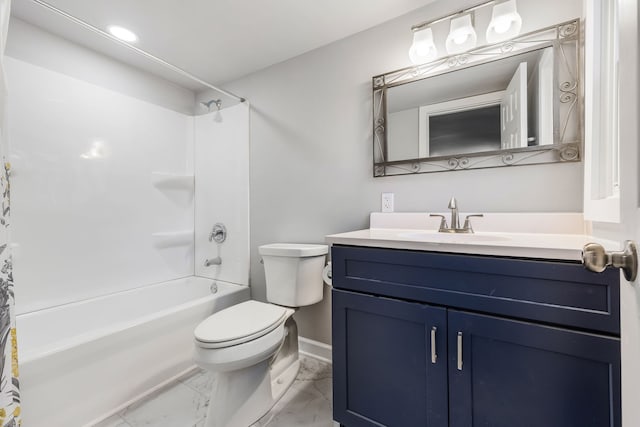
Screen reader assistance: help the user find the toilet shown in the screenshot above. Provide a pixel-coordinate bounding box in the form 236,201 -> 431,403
193,243 -> 329,427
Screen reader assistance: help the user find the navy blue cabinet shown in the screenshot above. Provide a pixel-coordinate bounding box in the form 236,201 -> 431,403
333,289 -> 448,427
331,245 -> 621,427
448,310 -> 620,427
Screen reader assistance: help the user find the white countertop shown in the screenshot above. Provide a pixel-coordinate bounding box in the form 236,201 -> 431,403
325,213 -> 618,261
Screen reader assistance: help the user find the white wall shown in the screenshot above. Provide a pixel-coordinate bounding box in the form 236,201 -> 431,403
7,18 -> 254,316
222,0 -> 585,344
194,104 -> 250,286
7,34 -> 196,313
7,18 -> 196,115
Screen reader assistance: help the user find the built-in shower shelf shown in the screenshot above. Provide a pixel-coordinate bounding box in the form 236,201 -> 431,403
151,230 -> 193,248
151,172 -> 194,190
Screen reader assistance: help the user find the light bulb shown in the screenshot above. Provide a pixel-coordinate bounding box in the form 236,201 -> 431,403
408,27 -> 438,64
493,17 -> 512,34
486,0 -> 522,43
445,14 -> 477,54
416,43 -> 432,56
453,33 -> 469,45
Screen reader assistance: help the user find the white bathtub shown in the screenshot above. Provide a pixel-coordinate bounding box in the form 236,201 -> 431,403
16,276 -> 250,427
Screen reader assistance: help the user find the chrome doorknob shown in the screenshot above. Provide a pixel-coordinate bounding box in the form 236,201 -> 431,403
582,240 -> 638,282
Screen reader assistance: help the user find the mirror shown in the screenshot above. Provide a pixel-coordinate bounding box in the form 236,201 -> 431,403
373,20 -> 580,177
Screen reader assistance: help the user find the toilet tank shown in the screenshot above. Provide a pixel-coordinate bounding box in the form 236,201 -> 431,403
259,243 -> 328,307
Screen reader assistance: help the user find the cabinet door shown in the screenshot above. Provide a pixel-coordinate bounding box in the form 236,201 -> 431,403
332,289 -> 447,427
448,310 -> 621,427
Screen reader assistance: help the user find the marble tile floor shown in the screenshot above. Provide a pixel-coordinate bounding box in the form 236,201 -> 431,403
94,356 -> 335,427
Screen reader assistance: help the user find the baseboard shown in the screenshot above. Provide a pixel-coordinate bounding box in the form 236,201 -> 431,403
298,336 -> 332,364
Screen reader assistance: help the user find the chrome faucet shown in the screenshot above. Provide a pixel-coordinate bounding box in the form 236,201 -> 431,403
204,256 -> 222,267
448,197 -> 460,230
430,197 -> 483,233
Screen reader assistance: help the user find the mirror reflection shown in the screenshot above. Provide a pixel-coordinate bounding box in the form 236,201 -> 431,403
387,47 -> 554,161
372,20 -> 581,177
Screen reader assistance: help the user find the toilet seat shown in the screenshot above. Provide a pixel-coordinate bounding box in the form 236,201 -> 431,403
195,300 -> 292,349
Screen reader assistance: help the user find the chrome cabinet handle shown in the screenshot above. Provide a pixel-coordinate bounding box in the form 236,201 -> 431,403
457,332 -> 463,371
430,327 -> 437,364
582,241 -> 638,282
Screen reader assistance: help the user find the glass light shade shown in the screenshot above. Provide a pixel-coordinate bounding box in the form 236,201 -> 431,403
409,27 -> 438,64
486,0 -> 522,43
445,14 -> 477,54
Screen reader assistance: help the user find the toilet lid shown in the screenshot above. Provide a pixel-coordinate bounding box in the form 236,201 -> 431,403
194,300 -> 289,346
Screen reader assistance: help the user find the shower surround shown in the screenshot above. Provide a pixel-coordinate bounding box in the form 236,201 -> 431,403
5,19 -> 250,427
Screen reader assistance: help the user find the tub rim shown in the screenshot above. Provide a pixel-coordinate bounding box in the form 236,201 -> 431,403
18,277 -> 246,365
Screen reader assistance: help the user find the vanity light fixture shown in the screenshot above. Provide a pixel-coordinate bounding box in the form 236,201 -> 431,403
409,27 -> 438,64
445,14 -> 478,54
107,25 -> 138,43
486,0 -> 522,43
408,0 -> 526,62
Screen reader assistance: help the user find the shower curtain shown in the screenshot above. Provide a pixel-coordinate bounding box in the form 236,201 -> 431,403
0,0 -> 20,426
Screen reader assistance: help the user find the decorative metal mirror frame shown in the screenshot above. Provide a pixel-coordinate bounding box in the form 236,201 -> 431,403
373,19 -> 581,177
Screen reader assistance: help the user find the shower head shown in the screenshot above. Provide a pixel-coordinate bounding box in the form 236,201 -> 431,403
201,99 -> 222,111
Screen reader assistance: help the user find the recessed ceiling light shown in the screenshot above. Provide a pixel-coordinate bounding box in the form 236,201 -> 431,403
107,25 -> 138,43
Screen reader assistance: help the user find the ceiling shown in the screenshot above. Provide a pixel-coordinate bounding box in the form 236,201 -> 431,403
11,0 -> 437,91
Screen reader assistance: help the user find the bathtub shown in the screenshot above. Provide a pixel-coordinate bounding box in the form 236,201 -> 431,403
16,276 -> 250,427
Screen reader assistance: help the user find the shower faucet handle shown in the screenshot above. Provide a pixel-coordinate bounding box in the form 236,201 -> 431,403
209,223 -> 227,243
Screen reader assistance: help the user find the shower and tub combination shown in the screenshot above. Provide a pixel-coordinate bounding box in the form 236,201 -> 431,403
6,3 -> 250,426
17,278 -> 249,426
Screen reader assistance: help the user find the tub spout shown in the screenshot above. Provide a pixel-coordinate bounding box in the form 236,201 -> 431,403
204,257 -> 222,267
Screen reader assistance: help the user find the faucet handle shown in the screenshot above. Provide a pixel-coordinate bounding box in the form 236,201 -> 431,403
430,214 -> 449,232
463,214 -> 484,233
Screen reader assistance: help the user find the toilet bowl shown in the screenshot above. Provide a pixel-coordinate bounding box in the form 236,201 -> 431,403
193,243 -> 328,427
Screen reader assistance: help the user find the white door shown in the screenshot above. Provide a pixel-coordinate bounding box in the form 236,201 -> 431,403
536,48 -> 554,145
585,0 -> 639,425
500,62 -> 527,149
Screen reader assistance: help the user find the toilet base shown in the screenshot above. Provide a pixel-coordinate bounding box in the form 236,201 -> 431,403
202,317 -> 301,427
203,358 -> 300,427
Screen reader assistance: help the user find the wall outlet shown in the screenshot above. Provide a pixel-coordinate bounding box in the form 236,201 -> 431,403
381,192 -> 394,213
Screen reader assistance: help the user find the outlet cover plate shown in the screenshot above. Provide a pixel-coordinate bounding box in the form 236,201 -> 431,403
381,193 -> 394,213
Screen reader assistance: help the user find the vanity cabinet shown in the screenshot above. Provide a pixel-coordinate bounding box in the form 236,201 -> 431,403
331,245 -> 621,427
333,290 -> 448,427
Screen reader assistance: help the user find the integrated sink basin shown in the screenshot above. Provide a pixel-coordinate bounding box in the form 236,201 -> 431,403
325,212 -> 601,261
398,231 -> 512,243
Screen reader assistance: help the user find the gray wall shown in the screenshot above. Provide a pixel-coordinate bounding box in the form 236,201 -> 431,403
222,0 -> 584,345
